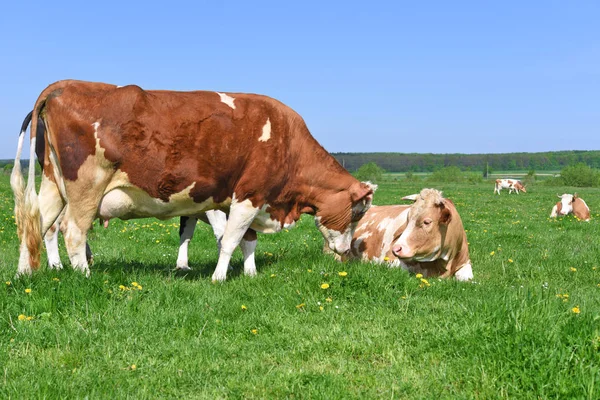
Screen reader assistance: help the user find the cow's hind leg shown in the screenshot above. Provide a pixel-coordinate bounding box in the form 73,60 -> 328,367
211,200 -> 260,282
38,175 -> 66,271
60,203 -> 97,277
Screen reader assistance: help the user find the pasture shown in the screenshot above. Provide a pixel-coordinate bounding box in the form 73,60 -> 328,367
1,174 -> 599,398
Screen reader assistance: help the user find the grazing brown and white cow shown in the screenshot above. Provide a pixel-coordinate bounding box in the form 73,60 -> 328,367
550,194 -> 591,221
494,179 -> 526,194
12,80 -> 375,280
344,189 -> 472,280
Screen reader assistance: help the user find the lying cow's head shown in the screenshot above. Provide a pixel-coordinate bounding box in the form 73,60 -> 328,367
315,181 -> 376,254
392,188 -> 451,261
556,193 -> 575,215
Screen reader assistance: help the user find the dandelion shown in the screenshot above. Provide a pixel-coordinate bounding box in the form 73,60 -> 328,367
508,259 -> 513,263
241,305 -> 248,311
320,283 -> 330,290
420,278 -> 431,287
490,251 -> 495,256
119,285 -> 127,291
52,278 -> 60,282
307,269 -> 312,273
24,288 -> 32,294
338,271 -> 348,277
131,282 -> 142,290
270,274 -> 276,278
325,297 -> 332,302
401,296 -> 407,300
296,303 -> 305,309
415,273 -> 423,279
155,240 -> 160,243
383,257 -> 390,262
18,314 -> 26,321
572,306 -> 581,314
319,306 -> 324,311
5,281 -> 11,286
26,316 -> 33,321
251,329 -> 258,335
130,364 -> 137,371
570,267 -> 577,272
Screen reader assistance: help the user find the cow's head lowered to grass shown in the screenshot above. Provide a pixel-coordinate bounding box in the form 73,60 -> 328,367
315,181 -> 377,254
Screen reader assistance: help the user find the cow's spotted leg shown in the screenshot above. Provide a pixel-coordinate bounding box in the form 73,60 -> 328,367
176,216 -> 197,271
60,199 -> 99,277
240,229 -> 258,277
212,199 -> 260,282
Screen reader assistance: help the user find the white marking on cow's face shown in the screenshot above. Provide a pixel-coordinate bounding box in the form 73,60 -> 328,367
259,118 -> 271,142
217,92 -> 236,109
558,194 -> 574,215
315,216 -> 354,255
454,263 -> 473,281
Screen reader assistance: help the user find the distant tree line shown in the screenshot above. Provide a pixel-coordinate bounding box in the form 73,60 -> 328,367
333,151 -> 600,173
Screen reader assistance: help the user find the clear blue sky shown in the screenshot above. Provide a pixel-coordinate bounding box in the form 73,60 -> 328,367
1,1 -> 598,159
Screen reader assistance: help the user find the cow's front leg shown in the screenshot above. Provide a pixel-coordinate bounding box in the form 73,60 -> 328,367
240,229 -> 258,277
212,199 -> 259,282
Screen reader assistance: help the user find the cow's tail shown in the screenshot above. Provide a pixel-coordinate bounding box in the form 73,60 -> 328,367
11,108 -> 43,271
10,111 -> 33,240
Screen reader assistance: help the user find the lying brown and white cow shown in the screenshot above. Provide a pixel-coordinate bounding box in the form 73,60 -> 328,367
12,80 -> 375,280
494,179 -> 526,195
550,194 -> 591,221
344,188 -> 473,280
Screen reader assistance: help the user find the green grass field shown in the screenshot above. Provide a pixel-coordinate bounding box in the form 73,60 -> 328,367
1,175 -> 599,399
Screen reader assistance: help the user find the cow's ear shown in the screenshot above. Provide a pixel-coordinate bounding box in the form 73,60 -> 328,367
439,206 -> 452,225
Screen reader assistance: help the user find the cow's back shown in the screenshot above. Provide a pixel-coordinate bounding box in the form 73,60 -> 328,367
43,81 -> 319,207
573,198 -> 591,221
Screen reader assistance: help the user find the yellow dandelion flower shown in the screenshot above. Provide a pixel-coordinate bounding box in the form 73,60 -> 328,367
490,251 -> 495,256
296,303 -> 305,309
241,305 -> 248,311
155,240 -> 160,243
119,285 -> 127,291
24,288 -> 32,294
251,329 -> 258,335
270,274 -> 276,278
319,306 -> 324,311
508,259 -> 513,263
570,267 -> 577,272
26,316 -> 33,321
338,271 -> 348,277
415,273 -> 423,279
307,269 -> 312,273
420,278 -> 430,286
18,314 -> 26,321
572,306 -> 581,314
130,364 -> 137,371
401,296 -> 407,300
5,281 -> 11,286
325,297 -> 332,302
52,278 -> 60,282
320,283 -> 330,289
383,256 -> 390,262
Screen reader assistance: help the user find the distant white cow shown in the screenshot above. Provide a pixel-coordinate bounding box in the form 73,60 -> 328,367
550,194 -> 591,221
494,179 -> 526,195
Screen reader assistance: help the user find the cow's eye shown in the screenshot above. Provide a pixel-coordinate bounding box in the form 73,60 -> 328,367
423,218 -> 432,226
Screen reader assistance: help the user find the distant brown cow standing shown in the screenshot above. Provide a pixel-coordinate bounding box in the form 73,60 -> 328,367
11,80 -> 375,280
494,179 -> 526,194
340,189 -> 472,280
550,194 -> 591,221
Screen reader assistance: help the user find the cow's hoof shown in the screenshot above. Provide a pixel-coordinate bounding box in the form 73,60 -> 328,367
175,265 -> 192,272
